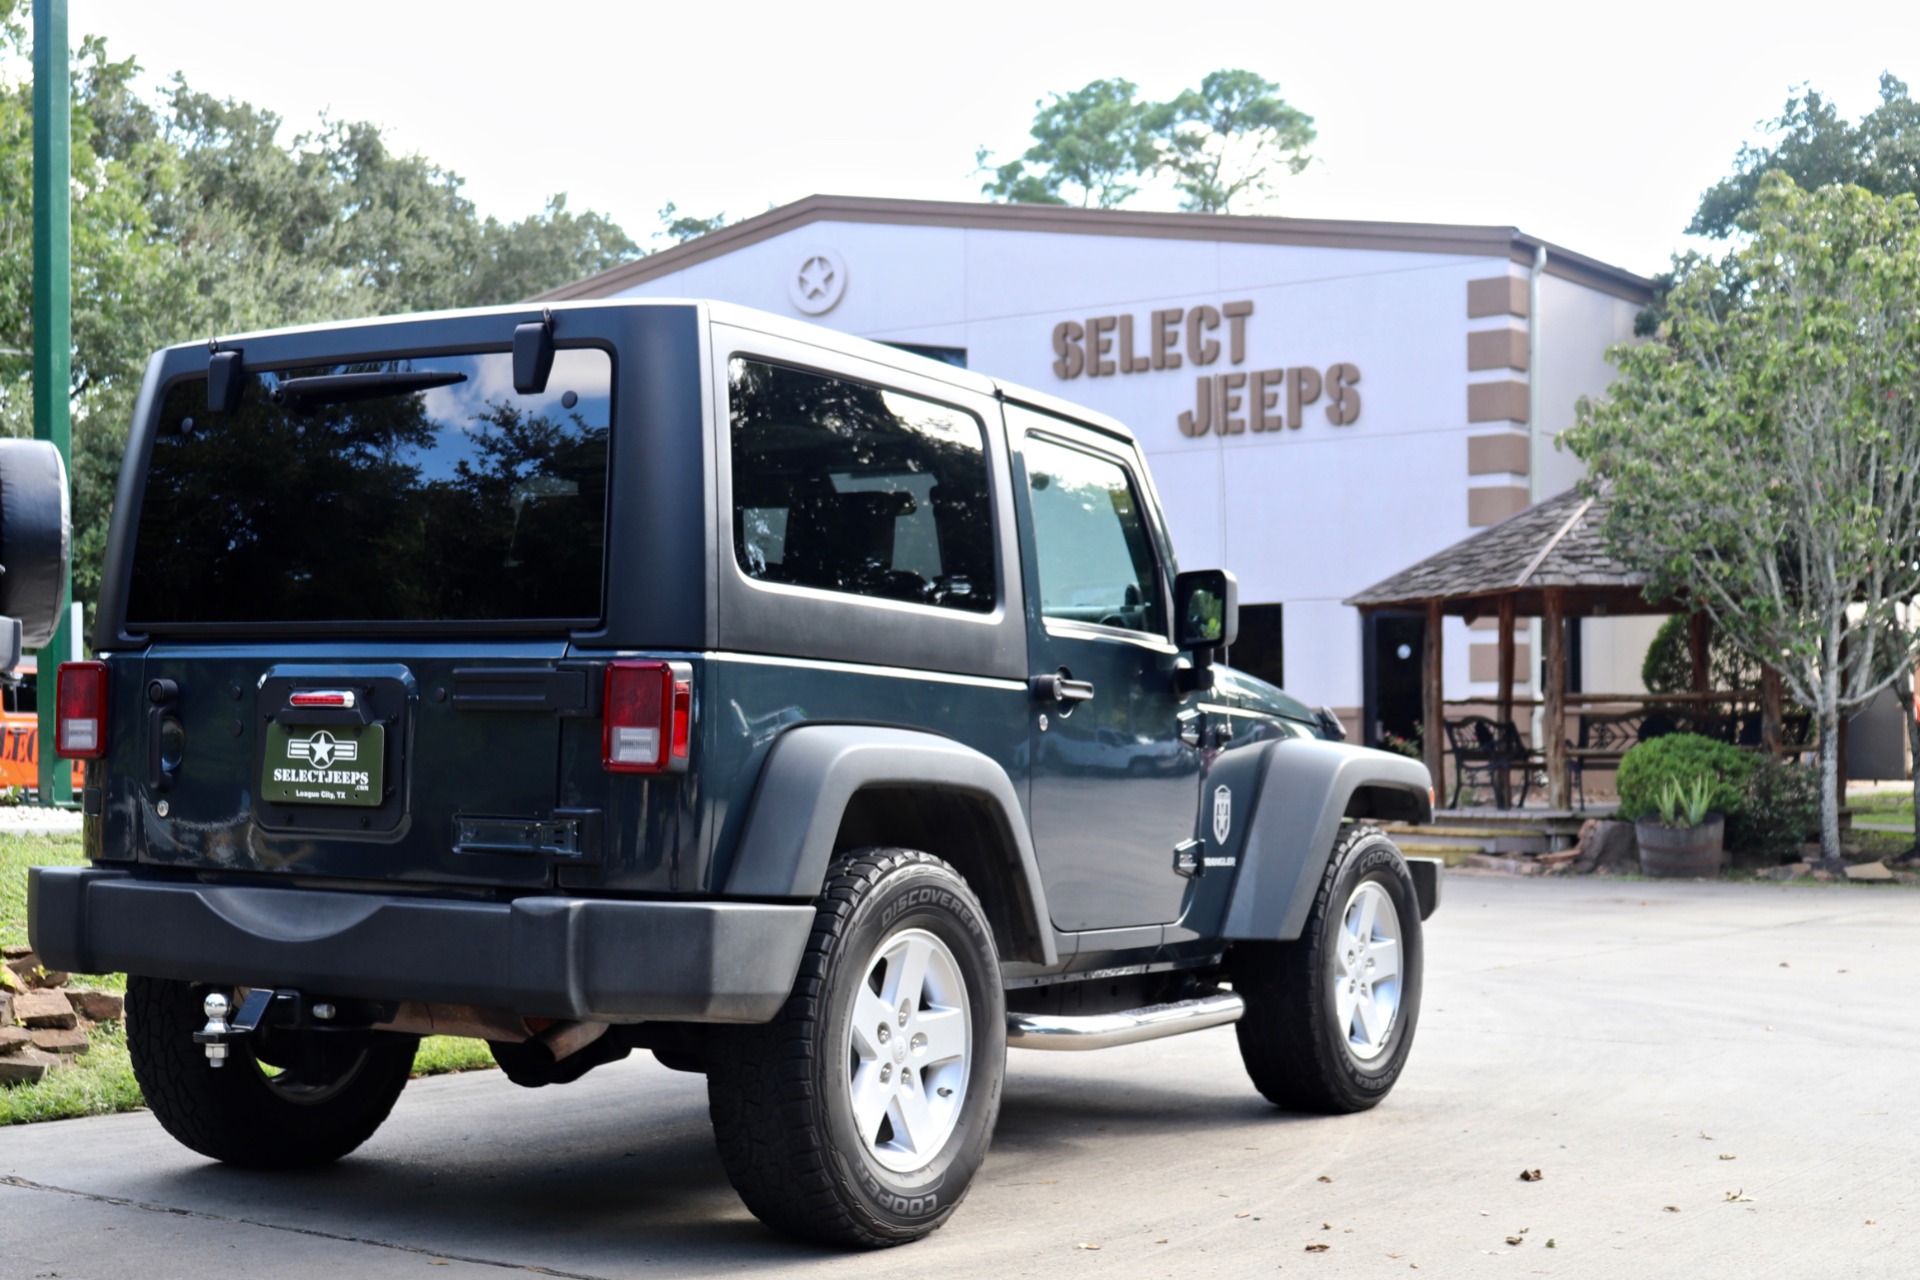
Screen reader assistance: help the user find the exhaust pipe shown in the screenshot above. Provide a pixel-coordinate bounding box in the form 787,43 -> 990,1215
1005,992 -> 1245,1051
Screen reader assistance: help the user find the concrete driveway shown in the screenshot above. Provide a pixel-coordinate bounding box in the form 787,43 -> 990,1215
3,875 -> 1915,1278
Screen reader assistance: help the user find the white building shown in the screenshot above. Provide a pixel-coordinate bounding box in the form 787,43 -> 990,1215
541,195 -> 1661,744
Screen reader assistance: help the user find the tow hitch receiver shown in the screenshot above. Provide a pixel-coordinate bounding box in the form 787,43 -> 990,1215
193,988 -> 309,1066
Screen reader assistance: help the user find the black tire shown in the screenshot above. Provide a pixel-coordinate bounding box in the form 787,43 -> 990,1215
1231,825 -> 1423,1114
707,848 -> 1005,1248
125,976 -> 418,1168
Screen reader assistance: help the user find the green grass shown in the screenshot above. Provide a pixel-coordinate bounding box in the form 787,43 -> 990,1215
0,831 -> 495,1125
0,1019 -> 146,1124
0,830 -> 88,950
1852,790 -> 1916,828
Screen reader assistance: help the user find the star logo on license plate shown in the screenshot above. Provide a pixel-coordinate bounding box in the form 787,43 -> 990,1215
288,730 -> 358,770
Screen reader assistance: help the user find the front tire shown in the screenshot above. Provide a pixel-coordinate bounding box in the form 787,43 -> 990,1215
707,848 -> 1005,1248
126,976 -> 418,1168
1231,825 -> 1423,1113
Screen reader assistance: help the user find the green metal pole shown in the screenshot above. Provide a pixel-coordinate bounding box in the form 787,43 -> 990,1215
32,0 -> 74,806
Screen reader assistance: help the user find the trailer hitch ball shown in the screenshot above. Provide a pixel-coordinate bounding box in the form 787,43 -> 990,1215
201,992 -> 232,1067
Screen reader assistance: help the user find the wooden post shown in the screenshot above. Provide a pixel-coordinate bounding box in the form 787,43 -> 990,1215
1760,663 -> 1784,753
1544,589 -> 1566,809
1424,598 -> 1445,801
1496,594 -> 1516,731
1688,611 -> 1711,695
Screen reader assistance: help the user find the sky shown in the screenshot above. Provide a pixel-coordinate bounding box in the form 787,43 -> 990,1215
75,0 -> 1920,280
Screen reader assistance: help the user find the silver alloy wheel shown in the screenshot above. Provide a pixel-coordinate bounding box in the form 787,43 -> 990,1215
1333,880 -> 1403,1062
846,926 -> 972,1174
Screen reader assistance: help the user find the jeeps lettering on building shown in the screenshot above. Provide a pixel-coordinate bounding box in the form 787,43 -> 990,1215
1046,300 -> 1362,438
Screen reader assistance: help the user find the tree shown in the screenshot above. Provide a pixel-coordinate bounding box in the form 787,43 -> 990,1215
1692,73 -> 1920,238
1157,70 -> 1314,214
1565,175 -> 1920,866
0,10 -> 641,611
655,201 -> 728,247
980,78 -> 1165,208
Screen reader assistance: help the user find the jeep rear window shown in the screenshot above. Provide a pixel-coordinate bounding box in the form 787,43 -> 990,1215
729,358 -> 996,613
127,349 -> 611,627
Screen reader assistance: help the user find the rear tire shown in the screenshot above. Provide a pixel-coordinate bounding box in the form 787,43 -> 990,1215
126,976 -> 418,1168
1231,826 -> 1423,1113
706,848 -> 1004,1248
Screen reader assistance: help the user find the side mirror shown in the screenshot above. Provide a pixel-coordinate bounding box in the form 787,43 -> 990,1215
1174,569 -> 1238,652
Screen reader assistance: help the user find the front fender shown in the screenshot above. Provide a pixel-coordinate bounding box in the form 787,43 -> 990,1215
1222,738 -> 1433,941
723,724 -> 1057,965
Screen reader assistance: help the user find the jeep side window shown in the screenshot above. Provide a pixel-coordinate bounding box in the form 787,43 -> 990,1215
1023,435 -> 1162,634
728,358 -> 995,613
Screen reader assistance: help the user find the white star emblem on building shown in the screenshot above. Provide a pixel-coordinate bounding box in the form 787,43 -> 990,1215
797,256 -> 835,299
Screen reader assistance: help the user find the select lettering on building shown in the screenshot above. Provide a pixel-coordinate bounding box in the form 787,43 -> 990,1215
1048,299 -> 1361,438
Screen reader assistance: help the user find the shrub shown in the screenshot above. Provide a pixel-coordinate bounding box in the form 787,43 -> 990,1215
1616,732 -> 1753,822
1726,755 -> 1818,865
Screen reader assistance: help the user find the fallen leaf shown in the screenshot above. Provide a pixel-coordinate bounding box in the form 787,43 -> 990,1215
1725,1190 -> 1753,1203
1780,962 -> 1790,967
1699,1131 -> 1714,1141
1478,1210 -> 1490,1217
1317,1174 -> 1334,1183
1237,1212 -> 1251,1219
1304,1243 -> 1330,1253
1505,1236 -> 1524,1246
1154,1239 -> 1168,1244
1075,1242 -> 1102,1250
1867,1219 -> 1878,1226
1519,1168 -> 1544,1182
1323,1222 -> 1333,1230
1719,1153 -> 1736,1161
1546,1239 -> 1557,1248
1665,1206 -> 1682,1213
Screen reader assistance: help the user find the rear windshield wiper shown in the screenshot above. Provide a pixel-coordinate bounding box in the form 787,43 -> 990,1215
270,370 -> 468,406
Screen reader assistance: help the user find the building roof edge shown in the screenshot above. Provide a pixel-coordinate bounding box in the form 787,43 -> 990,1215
533,195 -> 1658,305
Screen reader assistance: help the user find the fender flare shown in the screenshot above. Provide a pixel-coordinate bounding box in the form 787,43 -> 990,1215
1222,738 -> 1434,941
723,724 -> 1057,965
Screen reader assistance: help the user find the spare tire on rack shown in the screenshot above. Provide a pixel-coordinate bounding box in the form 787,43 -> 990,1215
0,439 -> 70,652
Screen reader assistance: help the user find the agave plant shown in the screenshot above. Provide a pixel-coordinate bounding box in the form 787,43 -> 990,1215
1657,774 -> 1716,828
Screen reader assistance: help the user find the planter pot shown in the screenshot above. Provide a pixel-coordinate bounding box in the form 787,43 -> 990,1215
1634,814 -> 1726,878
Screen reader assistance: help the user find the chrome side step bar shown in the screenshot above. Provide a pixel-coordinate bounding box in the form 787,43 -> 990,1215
1005,992 -> 1245,1051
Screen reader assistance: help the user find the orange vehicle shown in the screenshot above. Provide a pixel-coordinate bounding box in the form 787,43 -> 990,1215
1,657 -> 80,794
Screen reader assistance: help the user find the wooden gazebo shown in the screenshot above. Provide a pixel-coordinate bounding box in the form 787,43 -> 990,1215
1346,486 -> 1790,807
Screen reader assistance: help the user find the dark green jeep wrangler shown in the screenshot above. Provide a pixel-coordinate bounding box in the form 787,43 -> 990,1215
30,300 -> 1438,1247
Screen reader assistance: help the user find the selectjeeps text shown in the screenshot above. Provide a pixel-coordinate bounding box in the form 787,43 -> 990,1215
29,301 -> 1440,1247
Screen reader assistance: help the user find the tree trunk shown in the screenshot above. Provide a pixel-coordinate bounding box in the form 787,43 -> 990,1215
1897,667 -> 1920,864
1818,647 -> 1843,868
1818,707 -> 1844,867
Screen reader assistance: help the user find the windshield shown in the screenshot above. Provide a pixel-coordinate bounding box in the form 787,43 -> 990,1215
127,348 -> 611,627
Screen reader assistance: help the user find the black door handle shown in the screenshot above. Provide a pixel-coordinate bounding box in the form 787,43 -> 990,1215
1030,672 -> 1095,704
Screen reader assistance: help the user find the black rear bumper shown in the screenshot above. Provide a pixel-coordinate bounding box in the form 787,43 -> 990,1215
28,867 -> 814,1023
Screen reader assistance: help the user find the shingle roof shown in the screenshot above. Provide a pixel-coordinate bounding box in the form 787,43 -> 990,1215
1345,484 -> 1647,608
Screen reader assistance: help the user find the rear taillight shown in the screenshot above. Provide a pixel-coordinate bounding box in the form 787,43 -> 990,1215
56,661 -> 108,759
603,661 -> 691,774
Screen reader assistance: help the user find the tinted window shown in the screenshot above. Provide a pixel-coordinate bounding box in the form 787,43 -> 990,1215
128,349 -> 611,625
729,358 -> 995,613
1024,435 -> 1161,634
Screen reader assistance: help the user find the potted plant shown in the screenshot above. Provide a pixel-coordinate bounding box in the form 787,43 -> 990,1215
1635,774 -> 1726,877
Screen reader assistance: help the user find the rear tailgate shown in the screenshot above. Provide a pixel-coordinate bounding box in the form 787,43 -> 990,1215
132,644 -> 582,888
